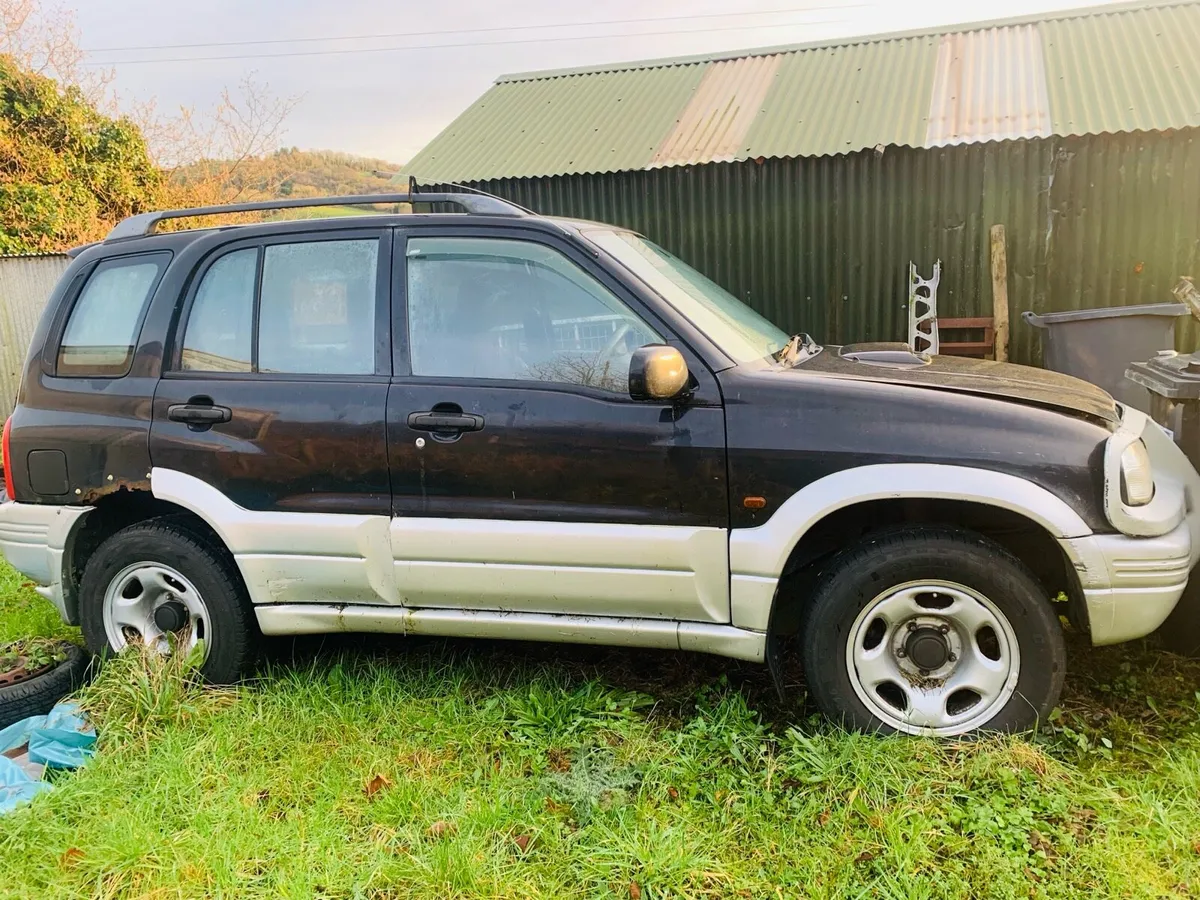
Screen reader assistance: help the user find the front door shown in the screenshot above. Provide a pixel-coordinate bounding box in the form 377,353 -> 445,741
387,229 -> 730,623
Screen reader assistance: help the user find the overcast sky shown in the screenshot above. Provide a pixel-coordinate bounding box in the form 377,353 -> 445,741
74,0 -> 1107,164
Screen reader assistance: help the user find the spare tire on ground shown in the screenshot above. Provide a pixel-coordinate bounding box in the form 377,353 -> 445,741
0,643 -> 91,731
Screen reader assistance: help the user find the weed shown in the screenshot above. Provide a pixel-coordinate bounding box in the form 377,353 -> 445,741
76,637 -> 236,748
500,678 -> 653,745
542,747 -> 642,826
0,636 -> 68,675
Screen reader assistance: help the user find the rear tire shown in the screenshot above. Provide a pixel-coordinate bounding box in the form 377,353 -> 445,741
79,520 -> 256,684
799,526 -> 1065,736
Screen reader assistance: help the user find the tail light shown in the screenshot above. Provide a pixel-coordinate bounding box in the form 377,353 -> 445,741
2,417 -> 13,499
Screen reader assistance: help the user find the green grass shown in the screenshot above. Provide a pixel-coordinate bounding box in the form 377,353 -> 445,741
0,564 -> 78,646
1,559 -> 1199,899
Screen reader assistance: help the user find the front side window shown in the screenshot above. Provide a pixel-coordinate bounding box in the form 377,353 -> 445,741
180,238 -> 379,376
58,255 -> 167,376
406,237 -> 661,392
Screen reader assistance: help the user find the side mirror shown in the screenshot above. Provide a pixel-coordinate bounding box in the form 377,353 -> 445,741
629,344 -> 689,401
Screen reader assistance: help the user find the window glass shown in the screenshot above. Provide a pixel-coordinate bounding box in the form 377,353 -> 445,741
406,237 -> 661,392
58,257 -> 165,376
258,240 -> 378,375
181,248 -> 256,373
585,229 -> 790,364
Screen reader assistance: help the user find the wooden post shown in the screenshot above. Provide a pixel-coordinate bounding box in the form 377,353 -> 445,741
990,224 -> 1010,362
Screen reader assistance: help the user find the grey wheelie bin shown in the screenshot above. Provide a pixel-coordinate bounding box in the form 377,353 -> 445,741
1125,349 -> 1200,657
1126,350 -> 1200,472
1023,303 -> 1186,411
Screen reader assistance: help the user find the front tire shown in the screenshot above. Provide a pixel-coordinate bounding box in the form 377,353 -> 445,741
799,526 -> 1065,736
79,520 -> 256,684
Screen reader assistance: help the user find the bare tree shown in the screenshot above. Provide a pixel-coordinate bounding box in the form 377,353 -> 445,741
0,0 -> 113,103
525,353 -> 627,393
148,74 -> 303,207
2,0 -> 302,211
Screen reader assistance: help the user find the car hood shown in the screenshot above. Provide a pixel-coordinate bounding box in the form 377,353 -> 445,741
793,342 -> 1119,424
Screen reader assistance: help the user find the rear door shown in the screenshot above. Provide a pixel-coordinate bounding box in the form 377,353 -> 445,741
150,229 -> 393,605
387,227 -> 730,623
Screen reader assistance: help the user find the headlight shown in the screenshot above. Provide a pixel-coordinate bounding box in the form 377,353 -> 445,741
1120,440 -> 1154,506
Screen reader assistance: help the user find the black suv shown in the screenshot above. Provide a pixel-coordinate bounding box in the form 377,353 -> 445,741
2,192 -> 1197,737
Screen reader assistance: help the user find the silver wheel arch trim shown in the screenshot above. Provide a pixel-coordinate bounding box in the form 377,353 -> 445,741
149,467 -> 395,606
149,464 -> 1088,652
147,467 -> 767,660
729,463 -> 1092,631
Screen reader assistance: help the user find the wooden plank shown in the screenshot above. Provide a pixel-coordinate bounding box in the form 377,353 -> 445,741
990,224 -> 1010,362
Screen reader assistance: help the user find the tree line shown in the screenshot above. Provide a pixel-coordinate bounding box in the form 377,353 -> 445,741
0,0 -> 400,254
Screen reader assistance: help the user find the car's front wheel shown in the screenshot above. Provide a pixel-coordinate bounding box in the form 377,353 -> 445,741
79,519 -> 256,684
799,526 -> 1065,736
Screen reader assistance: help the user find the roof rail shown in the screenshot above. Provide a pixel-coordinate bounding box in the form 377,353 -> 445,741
105,192 -> 526,241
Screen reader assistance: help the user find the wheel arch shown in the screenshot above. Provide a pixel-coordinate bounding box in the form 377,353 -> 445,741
730,464 -> 1092,635
61,489 -> 230,625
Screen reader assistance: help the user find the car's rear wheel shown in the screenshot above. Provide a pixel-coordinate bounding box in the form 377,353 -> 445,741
799,526 -> 1065,736
79,519 -> 256,684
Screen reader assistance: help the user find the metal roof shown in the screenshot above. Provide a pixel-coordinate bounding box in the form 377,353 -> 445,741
403,0 -> 1200,182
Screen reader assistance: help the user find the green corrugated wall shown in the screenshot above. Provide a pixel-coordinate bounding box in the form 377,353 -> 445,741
447,129 -> 1200,367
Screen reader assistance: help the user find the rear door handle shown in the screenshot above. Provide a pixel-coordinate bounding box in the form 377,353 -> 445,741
407,411 -> 484,433
168,402 -> 232,426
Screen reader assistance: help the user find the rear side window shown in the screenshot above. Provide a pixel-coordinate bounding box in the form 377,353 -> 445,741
180,239 -> 378,376
57,254 -> 168,376
259,240 -> 378,375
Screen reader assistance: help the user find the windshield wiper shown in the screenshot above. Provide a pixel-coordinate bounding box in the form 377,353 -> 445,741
774,332 -> 822,366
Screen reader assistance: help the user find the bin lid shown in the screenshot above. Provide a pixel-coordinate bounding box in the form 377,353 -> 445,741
1024,302 -> 1186,327
1126,351 -> 1200,399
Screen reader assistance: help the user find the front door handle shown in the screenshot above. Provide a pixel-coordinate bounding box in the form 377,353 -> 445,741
168,400 -> 232,429
407,411 -> 484,433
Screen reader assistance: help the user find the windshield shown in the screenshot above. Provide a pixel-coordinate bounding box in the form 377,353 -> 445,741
585,230 -> 790,364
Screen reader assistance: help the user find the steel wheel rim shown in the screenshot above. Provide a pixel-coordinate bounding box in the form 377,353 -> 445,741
844,579 -> 1021,736
101,561 -> 211,662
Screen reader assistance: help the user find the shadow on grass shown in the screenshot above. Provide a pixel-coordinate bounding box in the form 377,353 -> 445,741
257,625 -> 1200,737
259,631 -> 800,726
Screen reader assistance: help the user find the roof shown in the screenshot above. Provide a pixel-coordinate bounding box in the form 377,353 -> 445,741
402,0 -> 1200,182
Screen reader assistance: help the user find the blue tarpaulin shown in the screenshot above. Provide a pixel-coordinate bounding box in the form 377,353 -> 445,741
0,700 -> 95,814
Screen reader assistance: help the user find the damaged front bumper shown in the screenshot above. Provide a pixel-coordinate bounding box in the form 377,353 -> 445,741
1060,405 -> 1200,645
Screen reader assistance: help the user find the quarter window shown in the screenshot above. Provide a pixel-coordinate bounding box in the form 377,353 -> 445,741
180,238 -> 379,376
406,237 -> 661,392
181,248 -> 255,373
57,255 -> 167,376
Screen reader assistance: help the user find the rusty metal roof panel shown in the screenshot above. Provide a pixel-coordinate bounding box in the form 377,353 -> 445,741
1041,2 -> 1200,136
403,65 -> 706,182
925,24 -> 1052,146
401,1 -> 1200,182
741,35 -> 938,159
650,55 -> 782,167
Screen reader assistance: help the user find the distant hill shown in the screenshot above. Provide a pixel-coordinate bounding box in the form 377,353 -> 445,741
172,148 -> 402,202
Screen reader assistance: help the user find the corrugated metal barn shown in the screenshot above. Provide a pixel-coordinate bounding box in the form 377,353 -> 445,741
402,0 -> 1200,366
0,254 -> 69,421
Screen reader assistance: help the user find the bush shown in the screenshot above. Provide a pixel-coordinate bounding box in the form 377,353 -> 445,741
0,55 -> 162,254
